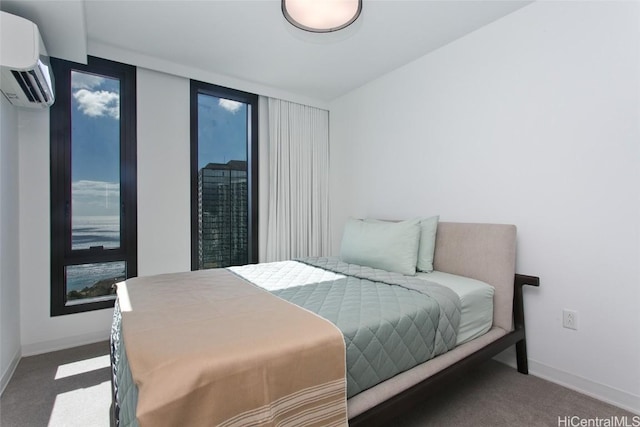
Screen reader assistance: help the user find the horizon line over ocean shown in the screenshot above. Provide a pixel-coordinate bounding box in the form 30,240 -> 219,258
68,215 -> 123,293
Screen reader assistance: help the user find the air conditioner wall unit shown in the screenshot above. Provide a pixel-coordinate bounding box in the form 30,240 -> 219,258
0,11 -> 55,109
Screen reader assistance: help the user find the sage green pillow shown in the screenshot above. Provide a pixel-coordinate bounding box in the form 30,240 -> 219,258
363,215 -> 439,272
340,218 -> 421,275
416,215 -> 439,272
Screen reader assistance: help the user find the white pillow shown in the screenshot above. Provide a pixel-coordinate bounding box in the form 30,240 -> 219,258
339,218 -> 421,275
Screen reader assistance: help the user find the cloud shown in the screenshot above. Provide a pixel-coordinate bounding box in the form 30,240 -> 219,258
219,98 -> 243,114
73,89 -> 120,119
71,72 -> 108,90
72,180 -> 120,216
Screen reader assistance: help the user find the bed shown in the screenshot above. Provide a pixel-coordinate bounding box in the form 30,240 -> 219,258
110,220 -> 539,426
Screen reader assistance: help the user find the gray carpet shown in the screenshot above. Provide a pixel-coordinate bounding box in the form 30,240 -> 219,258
0,341 -> 634,426
1,341 -> 112,427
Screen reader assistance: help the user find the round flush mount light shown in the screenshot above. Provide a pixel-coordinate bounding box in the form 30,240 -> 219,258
282,0 -> 362,33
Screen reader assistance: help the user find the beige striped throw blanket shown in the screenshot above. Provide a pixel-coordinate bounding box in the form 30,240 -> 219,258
117,268 -> 347,426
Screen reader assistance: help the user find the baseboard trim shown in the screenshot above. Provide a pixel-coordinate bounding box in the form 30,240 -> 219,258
494,351 -> 640,415
1,347 -> 21,396
21,330 -> 110,357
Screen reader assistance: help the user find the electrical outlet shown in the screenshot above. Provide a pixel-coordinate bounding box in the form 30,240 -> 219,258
563,309 -> 578,330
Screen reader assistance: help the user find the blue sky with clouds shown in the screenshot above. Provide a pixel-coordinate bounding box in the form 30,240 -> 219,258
71,72 -> 120,183
197,93 -> 248,169
70,71 -> 248,217
71,71 -> 120,217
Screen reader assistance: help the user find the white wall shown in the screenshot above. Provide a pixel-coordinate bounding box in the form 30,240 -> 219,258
136,69 -> 191,277
329,1 -> 640,413
0,96 -> 21,392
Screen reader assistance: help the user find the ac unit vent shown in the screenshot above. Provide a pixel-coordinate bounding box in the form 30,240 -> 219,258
11,69 -> 51,104
0,12 -> 55,109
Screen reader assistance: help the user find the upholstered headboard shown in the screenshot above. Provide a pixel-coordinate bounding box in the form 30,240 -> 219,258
433,222 -> 517,332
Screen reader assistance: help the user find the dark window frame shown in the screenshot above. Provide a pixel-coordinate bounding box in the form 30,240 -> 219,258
189,80 -> 258,270
50,56 -> 137,316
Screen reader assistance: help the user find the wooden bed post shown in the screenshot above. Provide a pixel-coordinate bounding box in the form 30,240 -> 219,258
513,274 -> 540,374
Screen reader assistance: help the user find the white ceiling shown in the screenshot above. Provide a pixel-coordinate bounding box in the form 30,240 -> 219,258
1,0 -> 533,102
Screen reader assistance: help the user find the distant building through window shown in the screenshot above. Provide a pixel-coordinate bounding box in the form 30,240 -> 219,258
198,161 -> 249,268
190,81 -> 258,270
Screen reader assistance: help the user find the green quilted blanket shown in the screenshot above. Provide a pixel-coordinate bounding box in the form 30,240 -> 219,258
232,257 -> 461,397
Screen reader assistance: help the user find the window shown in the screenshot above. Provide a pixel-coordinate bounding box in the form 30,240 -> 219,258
190,81 -> 258,270
50,56 -> 137,316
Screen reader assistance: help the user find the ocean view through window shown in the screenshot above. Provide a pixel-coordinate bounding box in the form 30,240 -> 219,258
67,215 -> 125,303
71,215 -> 120,250
65,261 -> 125,302
50,56 -> 137,316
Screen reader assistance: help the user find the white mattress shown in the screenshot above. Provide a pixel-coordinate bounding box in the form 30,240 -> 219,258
416,271 -> 494,346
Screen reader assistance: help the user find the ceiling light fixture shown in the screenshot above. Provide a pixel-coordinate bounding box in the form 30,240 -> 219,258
282,0 -> 362,33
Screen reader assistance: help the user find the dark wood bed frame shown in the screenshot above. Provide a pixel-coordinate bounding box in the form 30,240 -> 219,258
349,273 -> 539,426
